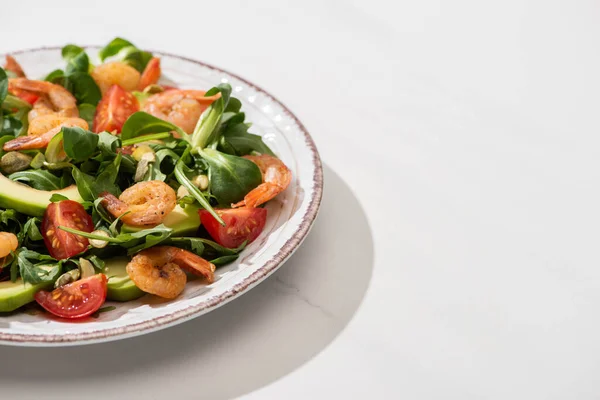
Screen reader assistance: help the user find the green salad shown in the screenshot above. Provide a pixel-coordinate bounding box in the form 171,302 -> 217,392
0,38 -> 291,319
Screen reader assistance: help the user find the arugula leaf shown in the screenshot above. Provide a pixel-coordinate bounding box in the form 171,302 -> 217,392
22,217 -> 43,242
92,197 -> 113,226
62,126 -> 99,162
199,148 -> 262,206
49,194 -> 69,203
16,249 -> 61,285
9,170 -> 62,190
72,154 -> 121,200
0,209 -> 21,231
210,254 -> 239,266
0,67 -> 7,105
174,155 -> 224,225
121,225 -> 172,254
71,167 -> 97,201
87,254 -> 105,272
121,112 -> 186,141
58,224 -> 173,255
78,103 -> 96,127
98,131 -> 121,155
166,237 -> 245,260
95,154 -> 122,195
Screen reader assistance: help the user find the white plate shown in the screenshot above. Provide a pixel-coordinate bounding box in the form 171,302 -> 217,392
0,47 -> 323,346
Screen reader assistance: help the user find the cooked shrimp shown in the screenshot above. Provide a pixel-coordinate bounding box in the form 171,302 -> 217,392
91,62 -> 141,94
232,154 -> 292,208
4,55 -> 26,78
3,116 -> 88,151
9,79 -> 78,119
127,246 -> 216,298
138,57 -> 161,91
101,180 -> 177,226
142,90 -> 221,134
0,232 -> 18,259
27,98 -> 55,121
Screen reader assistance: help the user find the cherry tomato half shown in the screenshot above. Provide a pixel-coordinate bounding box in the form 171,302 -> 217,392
199,207 -> 267,249
93,84 -> 139,133
42,200 -> 93,260
35,274 -> 107,319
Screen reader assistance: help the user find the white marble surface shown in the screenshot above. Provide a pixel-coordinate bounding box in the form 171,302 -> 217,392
2,0 -> 600,398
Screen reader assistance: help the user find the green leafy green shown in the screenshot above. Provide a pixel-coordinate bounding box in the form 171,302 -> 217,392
220,122 -> 275,156
59,224 -> 173,255
71,167 -> 98,201
210,254 -> 240,266
199,148 -> 262,205
63,46 -> 89,75
0,116 -> 22,137
165,237 -> 245,262
121,132 -> 172,146
9,170 -> 62,190
22,217 -> 43,242
49,194 -> 69,203
78,103 -> 96,127
71,154 -> 121,200
16,249 -> 61,285
0,67 -> 7,105
121,112 -> 186,141
45,69 -> 64,83
98,38 -> 135,61
48,45 -> 101,106
189,84 -> 231,149
64,72 -> 101,105
98,37 -> 152,73
174,154 -> 223,225
62,126 -> 99,162
44,132 -> 68,164
98,131 -> 121,155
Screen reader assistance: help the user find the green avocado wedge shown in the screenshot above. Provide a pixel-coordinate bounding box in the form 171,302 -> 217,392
0,278 -> 53,313
0,173 -> 83,217
122,204 -> 201,236
105,257 -> 145,302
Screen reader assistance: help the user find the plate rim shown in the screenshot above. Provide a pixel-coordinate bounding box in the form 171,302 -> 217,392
0,46 -> 324,346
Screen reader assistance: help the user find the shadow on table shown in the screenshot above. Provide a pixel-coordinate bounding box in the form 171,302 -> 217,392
0,164 -> 374,400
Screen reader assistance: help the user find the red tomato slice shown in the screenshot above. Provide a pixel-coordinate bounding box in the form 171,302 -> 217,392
93,84 -> 139,133
42,200 -> 93,260
138,57 -> 161,90
199,207 -> 267,249
35,274 -> 107,319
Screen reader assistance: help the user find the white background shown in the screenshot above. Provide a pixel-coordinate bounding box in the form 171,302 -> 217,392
1,0 -> 599,399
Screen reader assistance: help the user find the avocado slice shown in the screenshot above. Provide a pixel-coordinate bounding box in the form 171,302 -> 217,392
122,204 -> 201,236
105,257 -> 145,302
0,173 -> 83,217
0,278 -> 53,312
